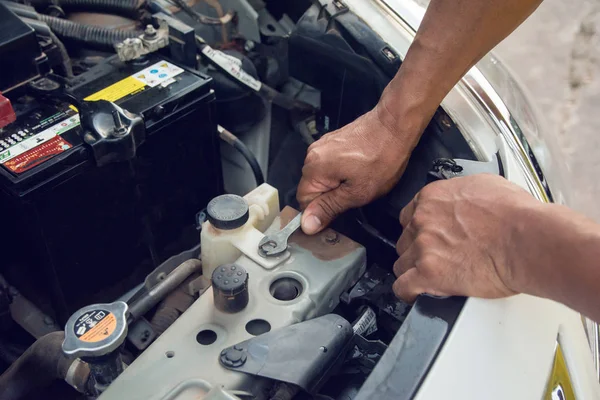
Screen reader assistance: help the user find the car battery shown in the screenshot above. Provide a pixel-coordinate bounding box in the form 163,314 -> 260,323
0,55 -> 223,321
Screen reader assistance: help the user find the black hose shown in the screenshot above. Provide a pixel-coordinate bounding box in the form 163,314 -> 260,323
150,287 -> 195,336
25,0 -> 142,18
0,341 -> 26,365
58,0 -> 141,17
39,14 -> 142,50
0,332 -> 74,400
128,259 -> 202,322
4,3 -> 143,49
218,125 -> 265,187
269,383 -> 300,400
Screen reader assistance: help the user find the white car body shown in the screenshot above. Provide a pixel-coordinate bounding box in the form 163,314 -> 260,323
344,1 -> 600,399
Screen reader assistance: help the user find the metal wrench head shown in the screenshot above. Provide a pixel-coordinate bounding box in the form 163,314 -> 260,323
258,212 -> 303,257
258,234 -> 290,257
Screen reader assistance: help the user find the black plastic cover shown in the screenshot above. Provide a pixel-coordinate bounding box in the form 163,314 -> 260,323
289,3 -> 400,131
220,314 -> 354,393
0,3 -> 44,92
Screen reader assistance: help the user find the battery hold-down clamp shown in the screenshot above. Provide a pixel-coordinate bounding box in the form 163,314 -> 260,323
28,78 -> 145,167
79,100 -> 145,167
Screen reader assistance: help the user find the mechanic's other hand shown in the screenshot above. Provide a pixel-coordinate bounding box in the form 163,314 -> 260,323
393,174 -> 540,303
297,108 -> 414,235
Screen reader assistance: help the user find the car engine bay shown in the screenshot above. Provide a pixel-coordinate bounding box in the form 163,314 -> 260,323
0,0 -> 492,399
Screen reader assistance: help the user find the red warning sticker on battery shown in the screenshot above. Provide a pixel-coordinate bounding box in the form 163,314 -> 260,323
3,135 -> 72,174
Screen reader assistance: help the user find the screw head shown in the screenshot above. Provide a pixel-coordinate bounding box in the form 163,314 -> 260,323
220,347 -> 247,368
144,24 -> 158,38
324,232 -> 340,245
244,40 -> 256,52
441,115 -> 452,128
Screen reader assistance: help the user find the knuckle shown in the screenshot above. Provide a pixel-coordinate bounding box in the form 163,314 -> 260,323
393,259 -> 402,277
393,274 -> 417,303
392,278 -> 403,299
416,254 -> 440,278
304,148 -> 320,164
413,235 -> 430,252
419,181 -> 444,199
395,236 -> 405,255
399,208 -> 407,224
411,209 -> 429,229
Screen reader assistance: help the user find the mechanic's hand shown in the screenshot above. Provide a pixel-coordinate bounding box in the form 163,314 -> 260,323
393,174 -> 540,303
297,107 -> 415,235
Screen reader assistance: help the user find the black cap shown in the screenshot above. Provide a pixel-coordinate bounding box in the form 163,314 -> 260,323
212,264 -> 249,313
206,195 -> 249,230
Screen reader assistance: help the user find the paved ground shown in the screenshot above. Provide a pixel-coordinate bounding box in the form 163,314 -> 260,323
494,0 -> 600,222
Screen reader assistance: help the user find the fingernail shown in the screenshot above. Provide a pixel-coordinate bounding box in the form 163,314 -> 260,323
303,214 -> 322,235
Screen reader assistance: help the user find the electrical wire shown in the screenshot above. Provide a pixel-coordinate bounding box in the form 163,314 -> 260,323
197,37 -> 317,113
168,0 -> 233,25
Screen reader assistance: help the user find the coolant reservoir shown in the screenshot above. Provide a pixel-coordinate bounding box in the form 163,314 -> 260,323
201,184 -> 280,279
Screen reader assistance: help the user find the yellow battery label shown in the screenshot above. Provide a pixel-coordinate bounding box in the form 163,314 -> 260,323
84,76 -> 146,102
83,61 -> 184,102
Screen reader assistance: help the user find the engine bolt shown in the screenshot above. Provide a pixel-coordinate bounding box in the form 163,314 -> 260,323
244,40 -> 256,52
144,24 -> 158,39
220,347 -> 247,368
324,232 -> 339,245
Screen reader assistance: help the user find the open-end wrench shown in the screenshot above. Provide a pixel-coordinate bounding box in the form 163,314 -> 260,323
258,212 -> 303,257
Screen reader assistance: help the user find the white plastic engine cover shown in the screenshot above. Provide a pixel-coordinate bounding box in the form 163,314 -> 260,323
100,207 -> 367,400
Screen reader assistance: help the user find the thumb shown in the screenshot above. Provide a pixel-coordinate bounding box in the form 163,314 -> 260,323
301,188 -> 352,235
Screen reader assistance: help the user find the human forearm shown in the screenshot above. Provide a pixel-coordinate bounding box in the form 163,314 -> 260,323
510,203 -> 600,321
376,0 -> 543,148
295,0 -> 545,235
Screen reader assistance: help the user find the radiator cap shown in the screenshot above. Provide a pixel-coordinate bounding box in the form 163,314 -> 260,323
62,301 -> 129,358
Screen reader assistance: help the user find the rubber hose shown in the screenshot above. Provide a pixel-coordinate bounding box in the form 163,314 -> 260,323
0,341 -> 26,365
38,14 -> 142,50
218,125 -> 265,187
269,383 -> 300,400
150,306 -> 180,336
128,259 -> 202,321
26,0 -> 142,17
0,332 -> 74,400
233,138 -> 265,187
59,0 -> 141,17
149,288 -> 195,336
